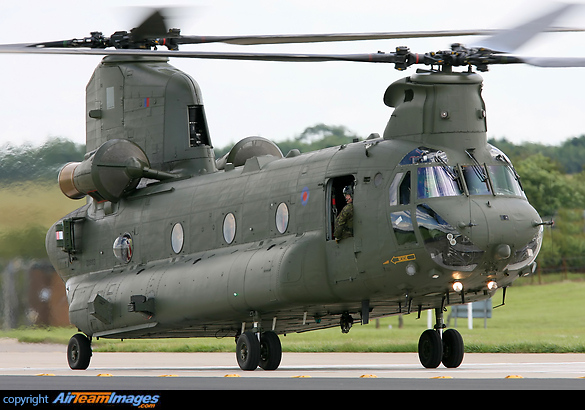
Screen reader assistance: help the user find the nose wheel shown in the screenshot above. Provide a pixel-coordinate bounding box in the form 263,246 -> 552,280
418,329 -> 443,368
235,330 -> 282,371
418,308 -> 464,368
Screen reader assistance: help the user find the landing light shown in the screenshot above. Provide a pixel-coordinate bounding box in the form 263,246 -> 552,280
452,281 -> 463,293
487,280 -> 498,290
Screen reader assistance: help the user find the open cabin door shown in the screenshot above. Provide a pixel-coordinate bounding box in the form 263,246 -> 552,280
326,175 -> 355,241
325,175 -> 365,297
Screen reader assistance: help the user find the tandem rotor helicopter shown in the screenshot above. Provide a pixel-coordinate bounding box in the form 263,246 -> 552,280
1,3 -> 584,371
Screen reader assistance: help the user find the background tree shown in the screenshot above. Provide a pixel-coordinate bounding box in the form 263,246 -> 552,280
514,153 -> 583,217
0,138 -> 85,183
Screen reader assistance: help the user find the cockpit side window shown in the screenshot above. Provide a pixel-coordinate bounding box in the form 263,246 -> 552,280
390,210 -> 417,246
389,171 -> 411,206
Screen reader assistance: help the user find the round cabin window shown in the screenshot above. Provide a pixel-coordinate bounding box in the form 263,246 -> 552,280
171,223 -> 184,253
223,213 -> 236,244
275,202 -> 289,234
113,233 -> 133,263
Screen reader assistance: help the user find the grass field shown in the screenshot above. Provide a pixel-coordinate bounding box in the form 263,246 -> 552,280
1,279 -> 584,354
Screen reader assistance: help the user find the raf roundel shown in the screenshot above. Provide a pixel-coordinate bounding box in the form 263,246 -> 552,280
301,187 -> 310,206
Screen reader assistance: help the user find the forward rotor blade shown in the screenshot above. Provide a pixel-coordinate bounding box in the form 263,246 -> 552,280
520,56 -> 585,67
477,3 -> 583,52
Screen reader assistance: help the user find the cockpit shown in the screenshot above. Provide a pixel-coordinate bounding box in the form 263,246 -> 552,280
389,145 -> 541,274
397,146 -> 525,200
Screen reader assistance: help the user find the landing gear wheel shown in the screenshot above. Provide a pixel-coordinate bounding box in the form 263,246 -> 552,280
418,329 -> 442,369
236,331 -> 261,371
442,328 -> 464,368
259,331 -> 282,370
67,333 -> 92,370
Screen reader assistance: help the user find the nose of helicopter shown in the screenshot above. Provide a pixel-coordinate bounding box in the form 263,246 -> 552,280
417,197 -> 543,274
467,197 -> 543,268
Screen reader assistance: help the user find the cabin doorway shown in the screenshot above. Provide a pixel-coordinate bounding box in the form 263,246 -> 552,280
326,175 -> 355,241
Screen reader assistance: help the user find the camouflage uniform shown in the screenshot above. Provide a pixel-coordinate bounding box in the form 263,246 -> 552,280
334,203 -> 353,240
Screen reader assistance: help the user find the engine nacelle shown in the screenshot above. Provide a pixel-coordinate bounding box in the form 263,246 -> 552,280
58,139 -> 149,203
215,136 -> 283,170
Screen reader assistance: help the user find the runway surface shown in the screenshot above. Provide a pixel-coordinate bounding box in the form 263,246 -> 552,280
1,338 -> 584,389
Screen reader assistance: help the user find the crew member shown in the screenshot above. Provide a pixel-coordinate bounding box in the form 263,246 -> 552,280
334,185 -> 354,241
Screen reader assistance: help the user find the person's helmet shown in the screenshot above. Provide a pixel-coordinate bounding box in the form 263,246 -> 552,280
342,185 -> 353,197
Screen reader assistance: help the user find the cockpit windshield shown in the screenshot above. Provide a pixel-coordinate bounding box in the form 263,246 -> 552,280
462,165 -> 491,195
399,146 -> 526,199
417,166 -> 462,199
461,165 -> 525,197
488,165 -> 525,197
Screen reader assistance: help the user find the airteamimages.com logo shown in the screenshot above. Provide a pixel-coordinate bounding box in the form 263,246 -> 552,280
3,392 -> 160,408
53,392 -> 160,407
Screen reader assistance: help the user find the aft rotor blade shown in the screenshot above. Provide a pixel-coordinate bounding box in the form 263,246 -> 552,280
3,30 -> 523,50
4,44 -> 585,68
176,27 -> 584,46
0,44 -> 400,63
176,30 -> 497,45
132,9 -> 168,40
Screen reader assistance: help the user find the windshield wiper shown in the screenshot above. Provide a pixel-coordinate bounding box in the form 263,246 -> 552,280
465,149 -> 488,182
433,153 -> 458,179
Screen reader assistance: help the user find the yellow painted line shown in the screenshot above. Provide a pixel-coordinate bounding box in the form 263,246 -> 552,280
96,373 -> 114,377
292,375 -> 311,378
224,374 -> 241,377
159,374 -> 178,377
505,375 -> 523,379
431,376 -> 453,379
35,373 -> 55,376
360,374 -> 378,378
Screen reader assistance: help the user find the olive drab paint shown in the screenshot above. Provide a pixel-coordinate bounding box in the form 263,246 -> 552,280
46,58 -> 542,355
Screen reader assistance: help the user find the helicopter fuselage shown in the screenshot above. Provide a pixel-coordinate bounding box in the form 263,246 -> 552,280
46,130 -> 542,340
43,57 -> 544,346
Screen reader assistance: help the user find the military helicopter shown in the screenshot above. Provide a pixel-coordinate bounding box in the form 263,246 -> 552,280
1,4 -> 583,371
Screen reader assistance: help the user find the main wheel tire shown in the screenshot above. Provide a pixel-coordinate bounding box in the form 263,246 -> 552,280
67,333 -> 92,370
259,331 -> 282,371
236,331 -> 261,371
418,329 -> 442,369
442,328 -> 464,368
